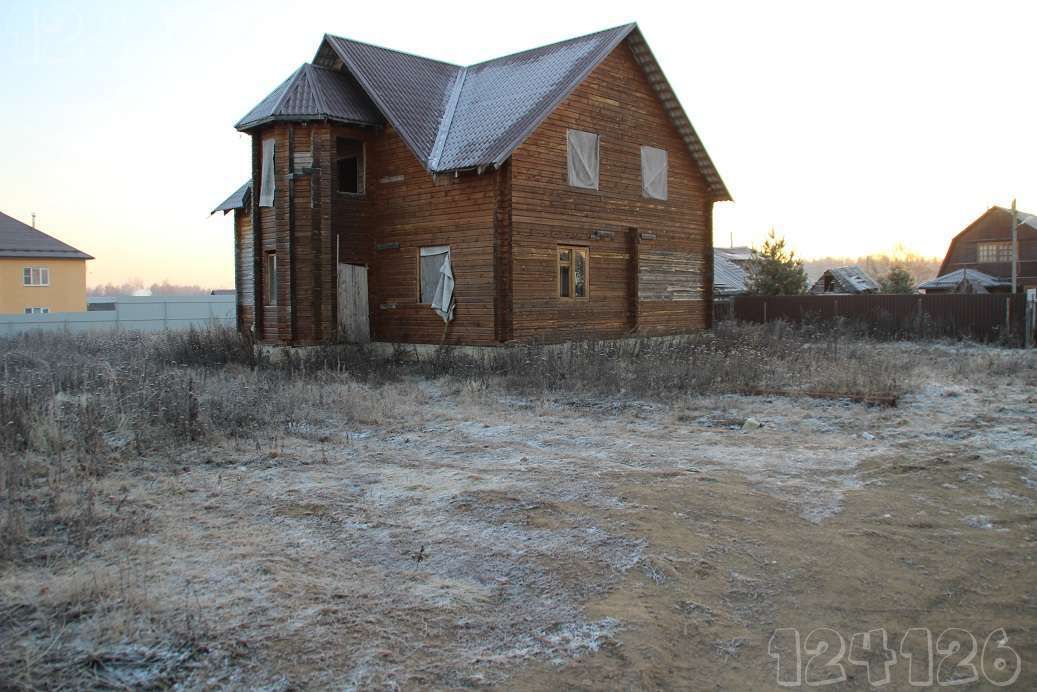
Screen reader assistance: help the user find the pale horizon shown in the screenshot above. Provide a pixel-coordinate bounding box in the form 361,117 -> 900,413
2,0 -> 1034,288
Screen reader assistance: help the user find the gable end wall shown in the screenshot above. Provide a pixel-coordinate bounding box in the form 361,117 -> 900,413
508,40 -> 714,341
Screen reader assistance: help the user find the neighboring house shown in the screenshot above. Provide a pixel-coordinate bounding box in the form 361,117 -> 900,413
215,23 -> 730,345
713,250 -> 747,297
0,211 -> 92,315
916,268 -> 1011,294
715,246 -> 753,270
935,206 -> 1037,292
809,266 -> 880,295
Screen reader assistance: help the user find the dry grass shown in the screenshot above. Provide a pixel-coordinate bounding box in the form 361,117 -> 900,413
0,324 -> 1033,687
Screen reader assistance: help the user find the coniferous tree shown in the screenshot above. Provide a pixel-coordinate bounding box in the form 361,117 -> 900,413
745,229 -> 809,295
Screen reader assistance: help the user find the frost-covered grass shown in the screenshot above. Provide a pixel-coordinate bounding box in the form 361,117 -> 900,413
0,325 -> 1033,687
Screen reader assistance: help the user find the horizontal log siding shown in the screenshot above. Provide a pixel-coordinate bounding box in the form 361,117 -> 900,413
233,209 -> 254,332
509,41 -> 713,341
357,127 -> 499,345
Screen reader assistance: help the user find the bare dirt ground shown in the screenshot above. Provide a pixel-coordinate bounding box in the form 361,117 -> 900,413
1,339 -> 1035,689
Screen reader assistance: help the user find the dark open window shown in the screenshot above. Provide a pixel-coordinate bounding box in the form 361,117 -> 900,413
336,137 -> 364,194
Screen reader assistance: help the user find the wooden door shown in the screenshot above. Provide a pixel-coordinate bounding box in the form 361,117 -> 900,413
337,263 -> 370,343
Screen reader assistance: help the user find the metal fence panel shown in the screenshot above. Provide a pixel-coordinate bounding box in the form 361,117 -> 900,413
0,296 -> 236,337
731,294 -> 1025,344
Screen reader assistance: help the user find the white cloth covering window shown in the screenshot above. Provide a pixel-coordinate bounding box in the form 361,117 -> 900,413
259,138 -> 276,207
420,246 -> 455,322
641,146 -> 668,200
567,129 -> 599,190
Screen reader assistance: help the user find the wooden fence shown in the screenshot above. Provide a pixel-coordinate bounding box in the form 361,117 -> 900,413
730,293 -> 1028,344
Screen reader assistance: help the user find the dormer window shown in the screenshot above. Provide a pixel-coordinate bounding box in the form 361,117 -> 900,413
336,137 -> 365,194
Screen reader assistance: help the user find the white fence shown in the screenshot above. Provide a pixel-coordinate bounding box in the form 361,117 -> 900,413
0,296 -> 236,337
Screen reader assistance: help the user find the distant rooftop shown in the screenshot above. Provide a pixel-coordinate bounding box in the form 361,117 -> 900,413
0,211 -> 92,260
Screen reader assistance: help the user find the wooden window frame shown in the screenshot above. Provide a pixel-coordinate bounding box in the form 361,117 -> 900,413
24,307 -> 49,315
976,241 -> 1011,263
264,251 -> 278,306
23,266 -> 50,287
335,137 -> 366,196
557,245 -> 590,300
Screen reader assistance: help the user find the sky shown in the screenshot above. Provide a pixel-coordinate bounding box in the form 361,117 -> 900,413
1,0 -> 1034,288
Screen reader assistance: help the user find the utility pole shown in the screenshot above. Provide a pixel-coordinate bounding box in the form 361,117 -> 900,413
1011,199 -> 1018,294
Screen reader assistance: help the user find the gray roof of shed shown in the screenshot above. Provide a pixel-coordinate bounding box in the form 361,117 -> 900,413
713,251 -> 747,296
917,268 -> 1010,290
236,63 -> 383,131
814,265 -> 880,293
281,24 -> 730,199
0,211 -> 92,260
212,180 -> 252,215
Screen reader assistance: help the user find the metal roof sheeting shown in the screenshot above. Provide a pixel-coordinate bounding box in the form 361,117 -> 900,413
261,24 -> 731,199
212,180 -> 252,215
917,268 -> 1011,291
236,63 -> 383,131
714,251 -> 747,296
811,266 -> 880,294
0,211 -> 93,259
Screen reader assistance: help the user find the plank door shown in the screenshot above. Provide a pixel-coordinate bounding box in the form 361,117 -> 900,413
337,263 -> 370,343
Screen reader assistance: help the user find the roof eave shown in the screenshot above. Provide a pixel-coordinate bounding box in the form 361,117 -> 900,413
235,113 -> 382,133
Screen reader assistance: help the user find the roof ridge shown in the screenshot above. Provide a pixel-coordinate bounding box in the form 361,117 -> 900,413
323,33 -> 461,68
467,23 -> 637,69
304,64 -> 331,119
269,64 -> 307,119
428,67 -> 468,170
485,23 -> 636,169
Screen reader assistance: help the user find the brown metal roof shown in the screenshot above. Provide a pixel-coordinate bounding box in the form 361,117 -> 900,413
0,211 -> 92,260
233,23 -> 731,200
236,63 -> 383,131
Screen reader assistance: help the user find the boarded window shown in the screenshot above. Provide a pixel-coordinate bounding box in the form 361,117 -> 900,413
640,146 -> 668,200
567,129 -> 599,190
638,250 -> 703,301
259,138 -> 276,207
23,267 -> 49,286
977,241 -> 1011,263
336,137 -> 365,194
264,252 -> 278,306
419,246 -> 450,304
558,245 -> 589,299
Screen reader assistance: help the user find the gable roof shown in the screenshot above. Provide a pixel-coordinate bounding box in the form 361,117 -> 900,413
212,180 -> 252,215
811,265 -> 880,294
236,63 -> 383,131
0,211 -> 92,260
939,205 -> 1037,275
266,24 -> 731,199
917,268 -> 1011,291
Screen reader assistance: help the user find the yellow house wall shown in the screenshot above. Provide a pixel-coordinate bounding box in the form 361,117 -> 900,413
0,258 -> 88,314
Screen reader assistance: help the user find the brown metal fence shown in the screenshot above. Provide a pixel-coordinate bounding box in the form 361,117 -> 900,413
730,294 -> 1027,345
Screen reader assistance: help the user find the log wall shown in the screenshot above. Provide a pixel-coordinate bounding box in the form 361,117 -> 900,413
509,41 -> 714,341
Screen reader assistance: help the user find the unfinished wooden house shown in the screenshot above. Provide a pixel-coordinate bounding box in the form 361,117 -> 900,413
214,24 -> 730,345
